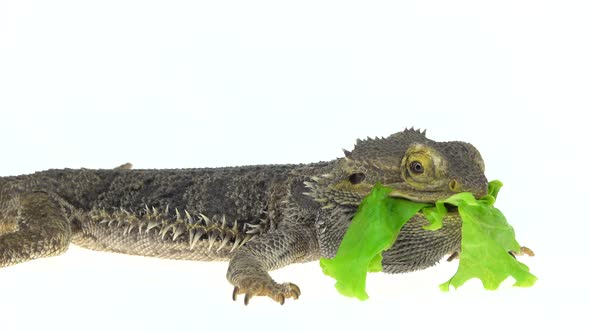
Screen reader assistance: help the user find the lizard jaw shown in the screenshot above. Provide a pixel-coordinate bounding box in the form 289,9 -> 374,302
387,190 -> 450,204
387,191 -> 461,216
387,179 -> 488,203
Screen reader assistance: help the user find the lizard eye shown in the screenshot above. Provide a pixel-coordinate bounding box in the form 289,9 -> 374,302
409,161 -> 424,174
348,173 -> 366,185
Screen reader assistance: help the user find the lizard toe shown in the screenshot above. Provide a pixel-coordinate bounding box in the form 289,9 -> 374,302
509,246 -> 535,258
231,279 -> 301,305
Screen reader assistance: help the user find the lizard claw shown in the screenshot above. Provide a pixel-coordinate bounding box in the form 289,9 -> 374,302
244,292 -> 253,305
450,246 -> 535,261
232,286 -> 239,301
231,280 -> 301,305
509,246 -> 535,258
446,251 -> 460,262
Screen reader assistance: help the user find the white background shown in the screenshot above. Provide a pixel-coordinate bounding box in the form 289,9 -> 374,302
1,1 -> 588,331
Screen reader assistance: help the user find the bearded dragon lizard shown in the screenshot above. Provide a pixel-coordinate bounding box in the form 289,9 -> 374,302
0,129 -> 492,304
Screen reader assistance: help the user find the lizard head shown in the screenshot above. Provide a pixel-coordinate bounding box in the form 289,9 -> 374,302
306,128 -> 488,207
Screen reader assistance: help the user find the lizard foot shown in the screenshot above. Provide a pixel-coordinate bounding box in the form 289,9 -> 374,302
449,246 -> 535,262
448,246 -> 534,262
232,279 -> 301,305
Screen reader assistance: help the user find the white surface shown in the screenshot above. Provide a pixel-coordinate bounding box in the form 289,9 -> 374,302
0,1 -> 588,331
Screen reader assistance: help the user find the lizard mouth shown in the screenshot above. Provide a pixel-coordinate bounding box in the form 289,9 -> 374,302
386,180 -> 488,204
387,191 -> 459,213
387,190 -> 453,204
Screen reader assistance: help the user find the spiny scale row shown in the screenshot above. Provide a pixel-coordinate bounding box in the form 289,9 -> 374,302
302,174 -> 361,208
301,173 -> 342,209
88,206 -> 266,253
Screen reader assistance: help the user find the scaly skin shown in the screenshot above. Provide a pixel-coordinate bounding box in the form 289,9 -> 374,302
0,129 -> 489,305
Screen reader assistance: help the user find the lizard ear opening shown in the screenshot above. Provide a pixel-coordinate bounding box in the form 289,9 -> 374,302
348,173 -> 366,185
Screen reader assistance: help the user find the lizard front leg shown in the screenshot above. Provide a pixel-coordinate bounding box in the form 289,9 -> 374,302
226,225 -> 319,305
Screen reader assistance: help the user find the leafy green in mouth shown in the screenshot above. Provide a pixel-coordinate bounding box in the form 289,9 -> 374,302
319,180 -> 537,300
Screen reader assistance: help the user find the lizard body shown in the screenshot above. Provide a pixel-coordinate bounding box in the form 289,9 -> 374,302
0,129 -> 488,304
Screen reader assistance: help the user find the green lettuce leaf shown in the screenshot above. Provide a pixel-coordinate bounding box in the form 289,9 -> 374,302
437,180 -> 538,291
320,180 -> 536,300
319,183 -> 428,300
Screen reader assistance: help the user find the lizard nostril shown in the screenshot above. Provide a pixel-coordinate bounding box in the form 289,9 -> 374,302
449,180 -> 461,192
